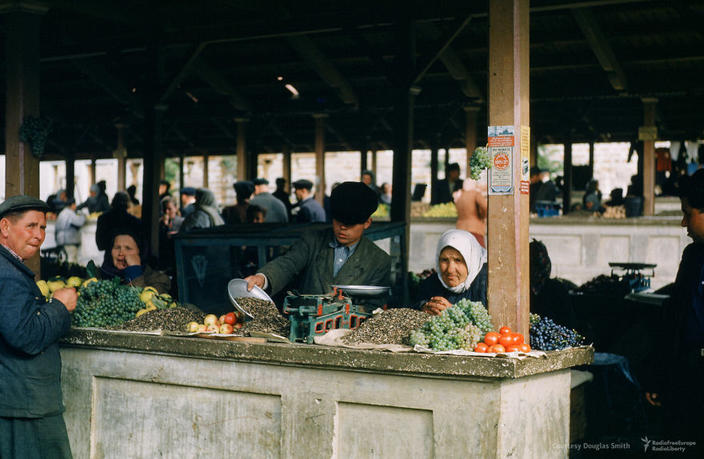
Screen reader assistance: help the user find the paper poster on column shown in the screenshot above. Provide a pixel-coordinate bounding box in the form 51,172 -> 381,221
519,126 -> 530,194
488,125 -> 514,195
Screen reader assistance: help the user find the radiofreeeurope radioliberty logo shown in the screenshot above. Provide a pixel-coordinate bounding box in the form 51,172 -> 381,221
641,436 -> 696,453
642,437 -> 651,452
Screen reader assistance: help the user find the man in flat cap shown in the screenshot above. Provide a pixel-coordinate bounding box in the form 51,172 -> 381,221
0,195 -> 77,458
291,179 -> 326,223
245,181 -> 390,299
250,178 -> 289,223
180,186 -> 197,218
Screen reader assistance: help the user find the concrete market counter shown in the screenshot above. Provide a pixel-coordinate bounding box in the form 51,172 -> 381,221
60,330 -> 593,458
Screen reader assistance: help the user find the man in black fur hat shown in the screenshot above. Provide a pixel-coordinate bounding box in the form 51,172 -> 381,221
245,181 -> 390,297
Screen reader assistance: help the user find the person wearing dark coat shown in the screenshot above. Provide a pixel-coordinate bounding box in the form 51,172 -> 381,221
645,170 -> 704,451
529,239 -> 577,329
414,229 -> 487,314
222,181 -> 254,224
292,179 -> 326,223
77,181 -> 110,214
0,195 -> 77,458
179,188 -> 225,233
99,229 -> 171,294
245,182 -> 390,302
431,163 -> 464,205
180,186 -> 196,218
272,177 -> 293,219
96,191 -> 143,254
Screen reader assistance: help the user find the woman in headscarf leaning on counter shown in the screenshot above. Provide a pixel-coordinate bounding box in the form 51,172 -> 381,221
99,229 -> 171,294
415,229 -> 487,315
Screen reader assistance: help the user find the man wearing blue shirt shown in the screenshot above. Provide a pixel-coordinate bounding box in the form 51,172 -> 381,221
646,169 -> 704,451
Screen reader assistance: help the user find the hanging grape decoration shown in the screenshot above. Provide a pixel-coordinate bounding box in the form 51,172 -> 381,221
469,146 -> 492,180
19,115 -> 53,159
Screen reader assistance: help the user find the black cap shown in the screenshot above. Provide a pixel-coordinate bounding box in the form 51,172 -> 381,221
530,166 -> 541,176
330,182 -> 378,225
253,178 -> 269,186
292,179 -> 313,190
181,187 -> 196,196
0,195 -> 50,219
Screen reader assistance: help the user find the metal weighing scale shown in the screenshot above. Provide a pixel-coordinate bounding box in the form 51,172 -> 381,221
283,285 -> 390,343
608,262 -> 657,293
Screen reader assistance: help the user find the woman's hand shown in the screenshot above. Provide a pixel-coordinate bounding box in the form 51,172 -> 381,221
124,253 -> 141,267
422,296 -> 453,315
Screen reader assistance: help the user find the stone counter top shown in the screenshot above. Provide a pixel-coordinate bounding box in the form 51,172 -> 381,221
61,328 -> 593,380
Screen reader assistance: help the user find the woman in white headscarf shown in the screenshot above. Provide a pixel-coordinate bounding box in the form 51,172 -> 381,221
415,229 -> 487,315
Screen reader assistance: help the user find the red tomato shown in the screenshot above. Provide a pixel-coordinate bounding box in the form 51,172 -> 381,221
506,345 -> 520,352
484,332 -> 500,346
519,343 -> 531,353
511,333 -> 524,345
499,335 -> 514,347
489,344 -> 506,353
224,312 -> 237,325
499,326 -> 512,335
474,343 -> 488,353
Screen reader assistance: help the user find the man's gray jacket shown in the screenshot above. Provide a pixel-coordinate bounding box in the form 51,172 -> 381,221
259,228 -> 390,295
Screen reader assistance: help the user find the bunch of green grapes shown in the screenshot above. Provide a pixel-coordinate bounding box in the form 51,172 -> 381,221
408,306 -> 482,351
456,299 -> 494,336
422,202 -> 457,218
73,279 -> 143,328
469,146 -> 491,180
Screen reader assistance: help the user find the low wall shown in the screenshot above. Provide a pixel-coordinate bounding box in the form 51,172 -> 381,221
409,217 -> 687,290
60,330 -> 593,459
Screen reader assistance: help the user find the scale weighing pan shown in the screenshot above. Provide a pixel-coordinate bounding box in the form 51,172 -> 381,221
227,278 -> 274,320
331,285 -> 390,297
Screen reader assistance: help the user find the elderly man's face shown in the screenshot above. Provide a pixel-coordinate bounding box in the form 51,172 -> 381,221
294,188 -> 308,202
361,174 -> 372,185
438,246 -> 468,287
0,210 -> 47,260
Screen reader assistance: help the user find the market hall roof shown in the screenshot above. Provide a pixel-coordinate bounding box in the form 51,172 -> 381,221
2,0 -> 704,158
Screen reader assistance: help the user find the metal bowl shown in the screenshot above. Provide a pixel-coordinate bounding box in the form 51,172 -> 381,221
331,285 -> 390,297
227,278 -> 274,319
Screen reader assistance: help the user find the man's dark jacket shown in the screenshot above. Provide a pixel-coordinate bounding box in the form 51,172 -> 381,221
0,245 -> 72,417
431,178 -> 464,205
294,198 -> 327,223
259,228 -> 390,295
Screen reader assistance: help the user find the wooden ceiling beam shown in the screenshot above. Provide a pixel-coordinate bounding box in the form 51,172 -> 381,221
70,58 -> 144,118
194,57 -> 251,112
413,13 -> 473,85
571,8 -> 629,91
285,34 -> 359,107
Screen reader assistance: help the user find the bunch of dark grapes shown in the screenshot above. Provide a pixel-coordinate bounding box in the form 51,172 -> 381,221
469,146 -> 491,180
73,279 -> 142,328
529,313 -> 585,351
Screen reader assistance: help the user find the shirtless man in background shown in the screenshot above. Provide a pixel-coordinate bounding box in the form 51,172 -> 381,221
453,176 -> 487,248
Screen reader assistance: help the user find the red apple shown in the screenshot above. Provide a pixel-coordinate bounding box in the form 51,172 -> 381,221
224,312 -> 237,325
219,323 -> 234,334
219,314 -> 227,325
205,324 -> 219,333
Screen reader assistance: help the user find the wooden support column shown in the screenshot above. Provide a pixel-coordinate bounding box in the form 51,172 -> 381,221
642,98 -> 657,216
371,150 -> 378,177
235,118 -> 248,180
142,42 -> 166,253
360,145 -> 368,174
563,142 -> 573,214
114,123 -> 127,191
530,134 -> 538,168
313,114 -> 328,204
487,0 -> 530,336
65,152 -> 75,199
90,156 -> 97,185
588,141 -> 595,179
178,152 -> 185,193
282,144 -> 292,187
3,3 -> 46,205
430,142 -> 439,203
203,153 -> 209,188
464,106 -> 479,173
